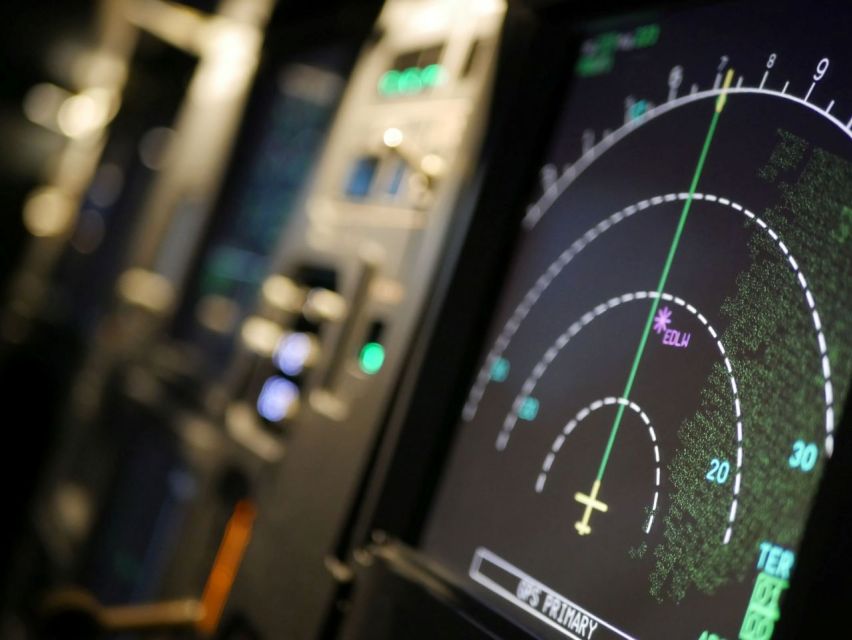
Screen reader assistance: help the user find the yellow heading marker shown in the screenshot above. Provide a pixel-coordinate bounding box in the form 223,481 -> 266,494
197,500 -> 257,636
716,68 -> 735,113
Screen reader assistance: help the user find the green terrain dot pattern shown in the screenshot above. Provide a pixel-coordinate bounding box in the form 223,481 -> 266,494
649,131 -> 852,603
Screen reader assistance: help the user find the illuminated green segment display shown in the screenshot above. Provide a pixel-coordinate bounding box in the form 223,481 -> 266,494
358,342 -> 386,375
739,572 -> 789,640
378,64 -> 445,96
741,542 -> 793,639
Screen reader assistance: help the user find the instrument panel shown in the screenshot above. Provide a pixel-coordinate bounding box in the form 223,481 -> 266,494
174,46 -> 352,364
421,2 -> 852,638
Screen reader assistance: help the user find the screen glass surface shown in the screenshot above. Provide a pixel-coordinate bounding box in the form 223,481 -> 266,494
422,2 -> 852,639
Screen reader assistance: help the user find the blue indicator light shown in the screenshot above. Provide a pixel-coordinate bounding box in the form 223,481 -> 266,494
274,332 -> 312,376
257,376 -> 299,422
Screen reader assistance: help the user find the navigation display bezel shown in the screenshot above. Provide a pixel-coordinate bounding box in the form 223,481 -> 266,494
336,2 -> 852,639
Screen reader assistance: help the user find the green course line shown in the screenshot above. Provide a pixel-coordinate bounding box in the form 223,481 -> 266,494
594,104 -> 724,484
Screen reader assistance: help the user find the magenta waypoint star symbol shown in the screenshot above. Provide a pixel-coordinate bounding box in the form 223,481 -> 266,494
653,306 -> 672,334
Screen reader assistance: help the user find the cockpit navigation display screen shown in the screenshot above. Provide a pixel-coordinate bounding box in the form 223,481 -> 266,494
422,2 -> 852,638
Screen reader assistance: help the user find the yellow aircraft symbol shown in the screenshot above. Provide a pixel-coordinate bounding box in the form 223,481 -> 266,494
574,480 -> 608,536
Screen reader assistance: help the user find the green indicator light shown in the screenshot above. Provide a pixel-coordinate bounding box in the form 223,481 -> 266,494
420,63 -> 444,88
359,342 -> 385,375
398,67 -> 423,94
378,70 -> 400,96
518,397 -> 539,421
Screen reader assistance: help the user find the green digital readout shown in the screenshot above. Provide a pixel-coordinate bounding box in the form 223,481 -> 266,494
576,23 -> 660,77
378,64 -> 446,96
378,43 -> 446,96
